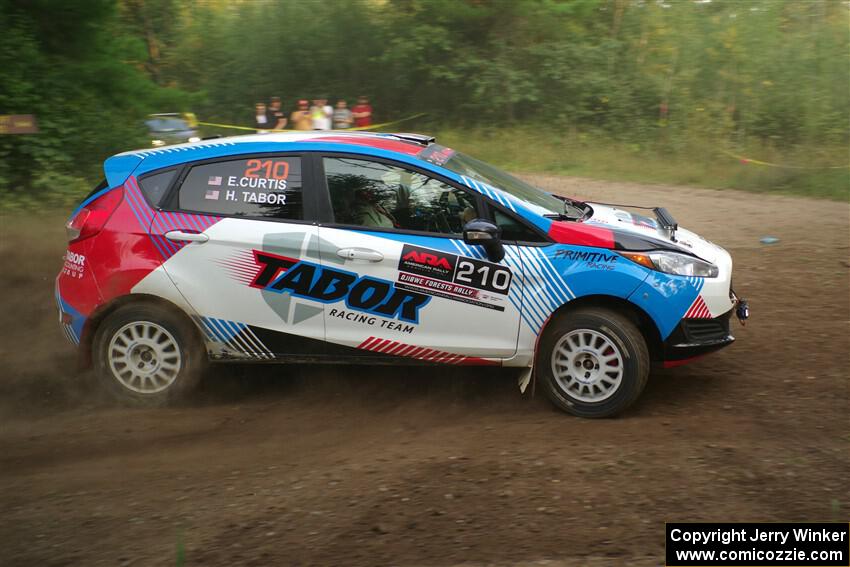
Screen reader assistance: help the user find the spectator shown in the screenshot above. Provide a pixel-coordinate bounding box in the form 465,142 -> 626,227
254,102 -> 270,130
332,99 -> 353,130
310,98 -> 333,131
352,96 -> 372,128
290,99 -> 312,131
268,96 -> 287,130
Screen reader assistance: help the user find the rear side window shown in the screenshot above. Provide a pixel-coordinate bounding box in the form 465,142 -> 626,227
138,170 -> 177,206
177,156 -> 303,220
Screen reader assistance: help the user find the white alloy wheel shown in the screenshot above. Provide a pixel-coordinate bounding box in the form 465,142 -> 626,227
107,321 -> 182,394
550,329 -> 624,403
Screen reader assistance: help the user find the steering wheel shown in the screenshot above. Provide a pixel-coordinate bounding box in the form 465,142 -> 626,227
437,191 -> 465,233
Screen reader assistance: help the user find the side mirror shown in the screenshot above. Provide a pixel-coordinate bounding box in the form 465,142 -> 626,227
463,219 -> 505,263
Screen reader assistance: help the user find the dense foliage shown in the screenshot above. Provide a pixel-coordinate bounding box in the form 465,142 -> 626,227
0,0 -> 847,207
0,0 -> 192,205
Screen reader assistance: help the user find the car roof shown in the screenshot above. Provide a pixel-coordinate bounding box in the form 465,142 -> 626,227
105,132 -> 429,187
124,131 -> 424,157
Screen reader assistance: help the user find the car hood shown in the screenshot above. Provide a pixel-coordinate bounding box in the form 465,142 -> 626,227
583,203 -> 725,264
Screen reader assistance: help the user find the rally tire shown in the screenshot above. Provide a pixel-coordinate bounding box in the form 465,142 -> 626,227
537,307 -> 649,418
92,304 -> 206,406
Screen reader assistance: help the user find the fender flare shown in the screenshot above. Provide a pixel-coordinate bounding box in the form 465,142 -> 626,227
522,295 -> 663,394
77,293 -> 204,370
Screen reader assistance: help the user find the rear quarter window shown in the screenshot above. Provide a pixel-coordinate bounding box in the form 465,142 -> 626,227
176,156 -> 303,220
138,170 -> 178,207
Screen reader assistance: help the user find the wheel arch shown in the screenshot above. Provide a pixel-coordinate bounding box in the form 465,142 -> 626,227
78,293 -> 205,370
537,294 -> 663,363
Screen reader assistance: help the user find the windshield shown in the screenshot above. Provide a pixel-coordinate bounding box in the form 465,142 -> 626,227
418,144 -> 564,215
146,118 -> 190,133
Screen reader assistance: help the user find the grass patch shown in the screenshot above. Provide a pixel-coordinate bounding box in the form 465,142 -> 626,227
434,127 -> 849,201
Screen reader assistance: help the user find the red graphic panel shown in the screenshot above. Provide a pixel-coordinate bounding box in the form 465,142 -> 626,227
357,336 -> 499,366
548,221 -> 615,248
684,295 -> 711,319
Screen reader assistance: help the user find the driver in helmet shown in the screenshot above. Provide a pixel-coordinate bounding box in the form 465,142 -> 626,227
354,184 -> 396,228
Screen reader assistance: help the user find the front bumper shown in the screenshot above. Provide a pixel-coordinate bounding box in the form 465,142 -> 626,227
662,308 -> 735,365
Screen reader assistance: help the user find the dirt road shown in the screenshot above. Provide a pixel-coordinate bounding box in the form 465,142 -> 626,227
1,177 -> 847,566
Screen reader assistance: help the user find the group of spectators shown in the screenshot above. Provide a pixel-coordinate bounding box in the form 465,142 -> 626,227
254,96 -> 373,132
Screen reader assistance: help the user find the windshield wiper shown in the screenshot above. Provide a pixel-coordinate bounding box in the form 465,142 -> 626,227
547,194 -> 590,220
545,206 -> 588,222
544,213 -> 577,221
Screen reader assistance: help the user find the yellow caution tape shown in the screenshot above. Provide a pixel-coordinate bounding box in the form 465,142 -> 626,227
196,112 -> 427,134
195,121 -> 260,132
719,148 -> 849,170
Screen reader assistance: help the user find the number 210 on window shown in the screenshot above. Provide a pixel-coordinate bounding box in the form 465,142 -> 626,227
244,159 -> 289,180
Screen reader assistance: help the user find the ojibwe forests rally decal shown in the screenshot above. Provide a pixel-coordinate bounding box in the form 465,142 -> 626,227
396,244 -> 512,311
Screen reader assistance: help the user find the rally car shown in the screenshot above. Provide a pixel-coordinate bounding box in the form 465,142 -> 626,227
56,132 -> 747,417
145,113 -> 200,147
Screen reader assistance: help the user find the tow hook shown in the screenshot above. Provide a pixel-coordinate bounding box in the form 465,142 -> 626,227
735,298 -> 750,326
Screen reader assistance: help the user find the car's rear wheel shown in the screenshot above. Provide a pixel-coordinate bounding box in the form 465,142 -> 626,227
93,304 -> 205,405
537,307 -> 649,418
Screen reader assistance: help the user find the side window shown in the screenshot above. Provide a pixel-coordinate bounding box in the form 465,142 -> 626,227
138,170 -> 177,207
493,209 -> 547,243
324,157 -> 477,235
177,156 -> 303,220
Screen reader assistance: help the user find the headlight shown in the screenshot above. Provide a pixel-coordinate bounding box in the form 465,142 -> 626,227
151,139 -> 166,147
621,251 -> 718,278
188,136 -> 201,143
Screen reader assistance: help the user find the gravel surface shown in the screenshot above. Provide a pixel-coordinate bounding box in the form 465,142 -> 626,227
1,176 -> 847,566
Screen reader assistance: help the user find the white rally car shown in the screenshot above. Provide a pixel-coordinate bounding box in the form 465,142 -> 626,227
56,132 -> 747,417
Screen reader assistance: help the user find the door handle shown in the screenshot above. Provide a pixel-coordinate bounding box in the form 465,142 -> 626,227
165,230 -> 209,243
336,247 -> 384,262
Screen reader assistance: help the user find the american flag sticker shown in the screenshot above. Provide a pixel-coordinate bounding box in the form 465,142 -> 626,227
208,175 -> 222,186
205,189 -> 220,200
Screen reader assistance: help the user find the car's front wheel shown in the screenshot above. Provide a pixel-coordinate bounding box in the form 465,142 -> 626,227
93,304 -> 205,405
537,307 -> 649,418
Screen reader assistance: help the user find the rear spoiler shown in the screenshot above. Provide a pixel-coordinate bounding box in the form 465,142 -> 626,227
103,153 -> 144,188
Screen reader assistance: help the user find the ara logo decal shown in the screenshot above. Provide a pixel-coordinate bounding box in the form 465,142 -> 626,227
250,250 -> 430,324
398,244 -> 457,281
402,250 -> 453,270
